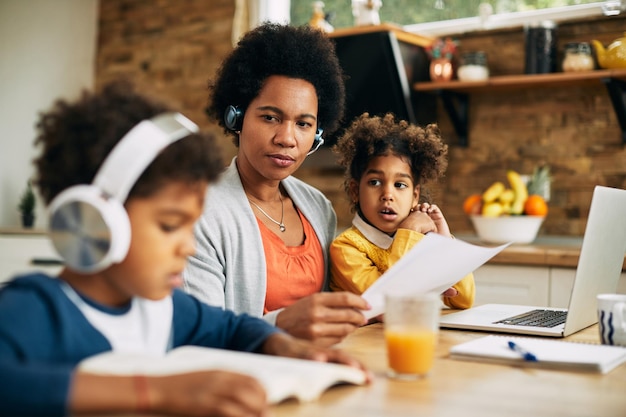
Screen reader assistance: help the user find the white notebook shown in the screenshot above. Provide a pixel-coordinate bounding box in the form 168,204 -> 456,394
449,335 -> 626,374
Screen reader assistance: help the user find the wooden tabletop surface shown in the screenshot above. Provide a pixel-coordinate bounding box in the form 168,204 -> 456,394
85,314 -> 626,417
271,321 -> 626,417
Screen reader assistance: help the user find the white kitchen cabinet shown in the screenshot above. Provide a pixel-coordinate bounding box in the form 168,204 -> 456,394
550,267 -> 626,308
474,263 -> 626,308
0,233 -> 62,286
472,264 -> 550,307
549,268 -> 575,309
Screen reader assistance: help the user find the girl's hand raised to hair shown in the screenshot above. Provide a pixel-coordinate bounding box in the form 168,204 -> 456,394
417,203 -> 451,237
397,210 -> 437,235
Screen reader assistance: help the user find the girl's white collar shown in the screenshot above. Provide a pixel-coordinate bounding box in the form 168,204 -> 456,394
352,213 -> 394,250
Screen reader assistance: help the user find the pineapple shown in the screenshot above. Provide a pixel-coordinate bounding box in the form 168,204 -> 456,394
526,165 -> 551,202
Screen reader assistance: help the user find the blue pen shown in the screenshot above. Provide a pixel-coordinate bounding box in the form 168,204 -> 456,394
507,341 -> 538,362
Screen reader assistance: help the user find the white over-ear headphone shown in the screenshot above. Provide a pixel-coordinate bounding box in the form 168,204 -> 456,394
48,112 -> 199,273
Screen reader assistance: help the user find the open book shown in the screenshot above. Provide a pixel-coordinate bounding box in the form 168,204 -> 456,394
79,346 -> 367,403
361,233 -> 510,319
449,335 -> 626,374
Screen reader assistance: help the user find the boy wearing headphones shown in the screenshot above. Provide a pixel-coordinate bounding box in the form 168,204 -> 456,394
0,82 -> 367,417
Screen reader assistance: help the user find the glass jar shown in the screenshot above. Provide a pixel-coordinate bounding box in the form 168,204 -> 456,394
562,42 -> 594,72
457,51 -> 489,81
525,21 -> 558,74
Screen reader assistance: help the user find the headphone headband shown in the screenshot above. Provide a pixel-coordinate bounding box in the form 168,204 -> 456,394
94,112 -> 199,202
48,112 -> 199,273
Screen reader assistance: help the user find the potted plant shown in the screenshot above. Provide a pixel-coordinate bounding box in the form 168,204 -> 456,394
18,181 -> 36,228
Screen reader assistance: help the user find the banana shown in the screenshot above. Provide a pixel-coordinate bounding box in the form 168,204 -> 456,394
498,188 -> 515,204
482,181 -> 505,203
507,170 -> 528,215
482,202 -> 505,217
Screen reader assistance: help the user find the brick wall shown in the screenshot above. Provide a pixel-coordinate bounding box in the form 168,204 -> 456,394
440,16 -> 626,236
97,0 -> 238,159
96,1 -> 626,236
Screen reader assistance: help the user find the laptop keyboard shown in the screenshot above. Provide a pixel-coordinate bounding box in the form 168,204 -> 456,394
495,309 -> 568,328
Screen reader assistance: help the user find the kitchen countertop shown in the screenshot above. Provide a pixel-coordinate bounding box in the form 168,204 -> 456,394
458,234 -> 626,270
2,229 -> 625,271
0,227 -> 47,235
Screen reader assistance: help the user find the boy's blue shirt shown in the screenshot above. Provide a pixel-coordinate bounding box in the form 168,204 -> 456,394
0,273 -> 281,417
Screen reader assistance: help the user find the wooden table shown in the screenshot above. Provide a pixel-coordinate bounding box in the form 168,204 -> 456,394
271,322 -> 626,417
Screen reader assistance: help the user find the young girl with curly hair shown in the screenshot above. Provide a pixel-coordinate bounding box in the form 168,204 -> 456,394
330,112 -> 475,310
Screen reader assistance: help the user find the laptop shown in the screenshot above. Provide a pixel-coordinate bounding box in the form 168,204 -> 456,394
440,185 -> 626,337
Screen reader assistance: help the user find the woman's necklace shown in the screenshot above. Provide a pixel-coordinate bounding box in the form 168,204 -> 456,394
248,193 -> 286,232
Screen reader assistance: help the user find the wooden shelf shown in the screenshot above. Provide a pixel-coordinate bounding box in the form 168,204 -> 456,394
414,68 -> 626,92
328,23 -> 433,48
413,69 -> 626,146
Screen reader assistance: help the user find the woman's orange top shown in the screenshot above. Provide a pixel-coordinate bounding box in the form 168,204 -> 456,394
258,210 -> 325,313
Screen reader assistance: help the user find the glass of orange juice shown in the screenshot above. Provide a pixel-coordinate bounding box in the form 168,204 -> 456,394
384,292 -> 440,379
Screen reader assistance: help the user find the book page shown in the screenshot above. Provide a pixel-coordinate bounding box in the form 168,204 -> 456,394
79,346 -> 367,403
361,233 -> 510,319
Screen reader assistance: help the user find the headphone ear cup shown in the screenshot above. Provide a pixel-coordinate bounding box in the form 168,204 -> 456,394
315,127 -> 323,142
48,185 -> 131,273
308,128 -> 325,156
224,105 -> 243,131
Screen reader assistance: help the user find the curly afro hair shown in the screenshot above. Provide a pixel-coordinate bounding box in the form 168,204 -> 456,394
332,112 -> 448,212
206,23 -> 346,145
34,81 -> 223,205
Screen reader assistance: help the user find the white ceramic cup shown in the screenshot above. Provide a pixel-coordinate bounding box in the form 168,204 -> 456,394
597,293 -> 626,347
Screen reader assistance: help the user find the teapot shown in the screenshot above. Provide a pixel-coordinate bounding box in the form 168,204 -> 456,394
591,33 -> 626,69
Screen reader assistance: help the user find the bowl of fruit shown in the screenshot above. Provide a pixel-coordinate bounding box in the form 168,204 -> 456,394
463,169 -> 549,244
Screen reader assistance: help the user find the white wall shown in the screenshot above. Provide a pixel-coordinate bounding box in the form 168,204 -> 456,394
0,0 -> 98,228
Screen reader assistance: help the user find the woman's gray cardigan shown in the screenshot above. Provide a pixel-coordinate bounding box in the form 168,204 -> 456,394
182,158 -> 337,325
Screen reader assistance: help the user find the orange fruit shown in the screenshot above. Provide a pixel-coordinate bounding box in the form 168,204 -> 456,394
463,194 -> 483,215
524,195 -> 548,216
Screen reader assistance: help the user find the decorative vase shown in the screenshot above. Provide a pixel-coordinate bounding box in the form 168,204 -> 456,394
21,213 -> 35,228
429,58 -> 453,82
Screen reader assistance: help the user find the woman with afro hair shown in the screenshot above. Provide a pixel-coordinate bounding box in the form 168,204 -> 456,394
183,23 -> 370,347
329,112 -> 475,310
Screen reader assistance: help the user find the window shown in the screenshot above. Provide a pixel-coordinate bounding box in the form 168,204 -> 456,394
290,1 -> 612,36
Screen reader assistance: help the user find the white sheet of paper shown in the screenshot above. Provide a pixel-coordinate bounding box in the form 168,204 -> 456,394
361,233 -> 510,319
